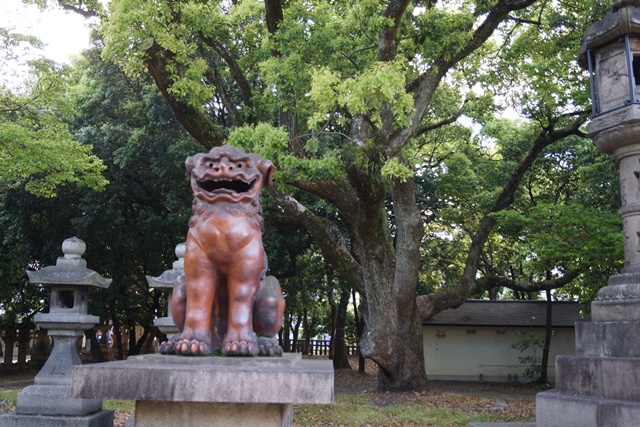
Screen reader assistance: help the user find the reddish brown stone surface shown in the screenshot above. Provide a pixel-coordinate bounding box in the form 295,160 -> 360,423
160,145 -> 284,357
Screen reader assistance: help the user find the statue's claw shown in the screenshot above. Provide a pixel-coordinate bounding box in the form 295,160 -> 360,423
158,340 -> 176,354
257,336 -> 283,356
175,339 -> 213,356
159,331 -> 213,356
222,331 -> 258,356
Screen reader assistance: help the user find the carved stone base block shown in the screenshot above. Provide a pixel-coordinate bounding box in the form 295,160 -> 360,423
0,410 -> 113,427
535,319 -> 640,427
592,278 -> 640,321
135,401 -> 292,427
16,384 -> 102,416
72,353 -> 333,427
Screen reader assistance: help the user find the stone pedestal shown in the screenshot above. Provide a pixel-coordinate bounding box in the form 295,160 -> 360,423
536,319 -> 640,427
72,353 -> 333,427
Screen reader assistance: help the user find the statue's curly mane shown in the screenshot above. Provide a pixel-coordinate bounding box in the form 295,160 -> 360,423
189,198 -> 264,232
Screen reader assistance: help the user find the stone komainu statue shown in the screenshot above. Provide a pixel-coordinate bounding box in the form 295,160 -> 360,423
159,145 -> 285,356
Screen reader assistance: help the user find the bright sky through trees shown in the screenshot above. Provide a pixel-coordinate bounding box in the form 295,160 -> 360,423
0,0 -> 91,64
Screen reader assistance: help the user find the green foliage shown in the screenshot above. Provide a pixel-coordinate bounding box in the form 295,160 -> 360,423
0,30 -> 107,197
511,331 -> 545,381
494,204 -> 622,273
229,123 -> 345,182
415,5 -> 475,61
308,59 -> 414,130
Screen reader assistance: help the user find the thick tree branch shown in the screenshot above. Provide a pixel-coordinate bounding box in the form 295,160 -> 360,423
416,111 -> 589,320
264,0 -> 284,37
267,187 -> 363,292
448,0 -> 538,68
388,0 -> 539,158
475,269 -> 581,293
143,43 -> 226,149
289,177 -> 364,228
379,0 -> 412,61
202,37 -> 254,121
418,269 -> 581,321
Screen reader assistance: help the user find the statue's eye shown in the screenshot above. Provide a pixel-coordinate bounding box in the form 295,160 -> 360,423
237,163 -> 243,168
207,162 -> 215,168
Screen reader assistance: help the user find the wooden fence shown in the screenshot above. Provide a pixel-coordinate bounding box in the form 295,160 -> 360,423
295,339 -> 359,356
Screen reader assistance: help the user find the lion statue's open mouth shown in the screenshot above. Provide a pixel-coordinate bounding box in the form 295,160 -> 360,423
196,176 -> 258,196
188,148 -> 268,204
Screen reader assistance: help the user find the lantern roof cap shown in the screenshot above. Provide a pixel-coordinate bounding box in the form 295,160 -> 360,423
25,237 -> 112,288
578,5 -> 640,69
613,1 -> 640,12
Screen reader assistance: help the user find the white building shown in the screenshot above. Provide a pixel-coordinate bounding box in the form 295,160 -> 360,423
422,300 -> 584,383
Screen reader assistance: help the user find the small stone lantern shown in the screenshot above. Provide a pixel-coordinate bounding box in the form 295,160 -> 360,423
579,0 -> 640,320
145,242 -> 185,335
0,237 -> 114,427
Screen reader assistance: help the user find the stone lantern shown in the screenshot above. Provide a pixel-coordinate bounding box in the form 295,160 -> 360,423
536,2 -> 640,426
0,237 -> 114,427
579,0 -> 640,320
145,242 -> 185,335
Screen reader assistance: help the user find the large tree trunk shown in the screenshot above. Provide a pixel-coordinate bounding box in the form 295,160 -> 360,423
333,286 -> 352,370
356,220 -> 427,389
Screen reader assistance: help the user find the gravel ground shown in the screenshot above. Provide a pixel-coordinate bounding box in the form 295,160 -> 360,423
333,358 -> 548,401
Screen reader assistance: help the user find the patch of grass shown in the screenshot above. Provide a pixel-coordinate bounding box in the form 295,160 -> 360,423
0,387 -> 534,427
293,391 -> 535,427
103,399 -> 135,412
0,391 -> 17,406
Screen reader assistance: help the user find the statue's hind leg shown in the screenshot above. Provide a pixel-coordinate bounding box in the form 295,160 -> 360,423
253,276 -> 285,356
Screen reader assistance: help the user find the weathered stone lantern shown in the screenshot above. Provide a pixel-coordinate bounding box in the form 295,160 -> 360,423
579,0 -> 640,320
145,242 -> 185,335
536,2 -> 640,426
0,237 -> 114,427
581,5 -> 640,116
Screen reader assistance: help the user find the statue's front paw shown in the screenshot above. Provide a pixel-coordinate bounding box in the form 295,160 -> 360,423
175,339 -> 213,356
222,340 -> 257,356
160,330 -> 213,356
222,331 -> 258,356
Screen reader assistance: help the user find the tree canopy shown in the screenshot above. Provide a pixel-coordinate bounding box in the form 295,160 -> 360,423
0,27 -> 107,197
11,0 -> 622,390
